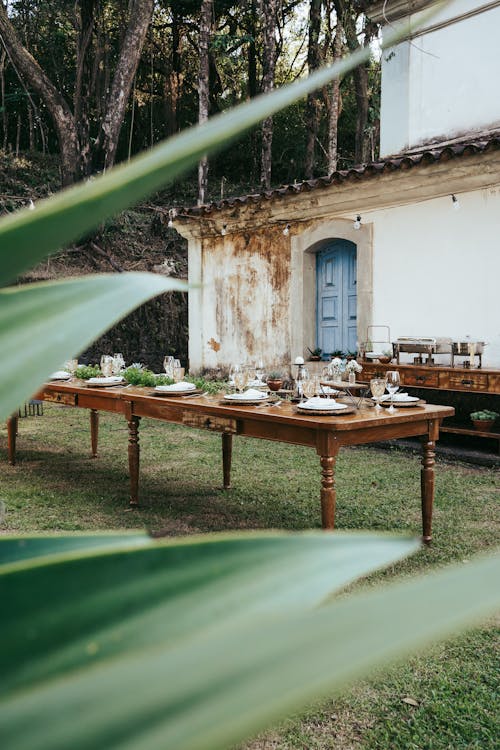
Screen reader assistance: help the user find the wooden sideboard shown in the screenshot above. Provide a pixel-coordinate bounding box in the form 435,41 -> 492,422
359,362 -> 500,451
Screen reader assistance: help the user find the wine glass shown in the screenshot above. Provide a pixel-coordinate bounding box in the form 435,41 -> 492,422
302,376 -> 317,400
100,355 -> 113,377
255,359 -> 265,384
233,369 -> 246,393
163,355 -> 175,379
385,371 -> 400,413
370,378 -> 386,410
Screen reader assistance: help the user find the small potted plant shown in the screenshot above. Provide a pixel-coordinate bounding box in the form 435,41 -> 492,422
470,409 -> 499,431
378,349 -> 393,364
307,347 -> 322,361
266,371 -> 284,391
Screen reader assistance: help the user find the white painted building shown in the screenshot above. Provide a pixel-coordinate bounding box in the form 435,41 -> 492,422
176,0 -> 500,373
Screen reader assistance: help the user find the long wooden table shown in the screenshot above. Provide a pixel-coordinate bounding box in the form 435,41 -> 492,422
7,381 -> 454,542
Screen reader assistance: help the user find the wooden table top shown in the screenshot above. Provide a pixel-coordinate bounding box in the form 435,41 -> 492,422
40,380 -> 455,433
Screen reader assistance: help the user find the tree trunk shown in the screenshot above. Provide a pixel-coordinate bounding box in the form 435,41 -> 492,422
95,0 -> 154,171
0,48 -> 7,150
259,0 -> 277,189
164,10 -> 183,136
74,0 -> 97,176
304,0 -> 323,179
197,0 -> 213,205
326,21 -> 343,173
0,2 -> 80,185
334,0 -> 374,164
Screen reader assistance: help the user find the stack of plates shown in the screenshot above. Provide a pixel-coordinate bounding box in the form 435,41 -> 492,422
154,382 -> 197,394
48,371 -> 71,381
223,388 -> 268,404
86,376 -> 125,387
297,397 -> 352,415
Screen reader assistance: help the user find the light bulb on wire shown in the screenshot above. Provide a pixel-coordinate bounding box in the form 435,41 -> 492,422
283,223 -> 291,236
353,215 -> 361,230
451,194 -> 460,211
221,224 -> 227,236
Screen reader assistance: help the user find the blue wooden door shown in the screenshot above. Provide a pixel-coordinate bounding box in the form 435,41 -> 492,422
316,240 -> 357,356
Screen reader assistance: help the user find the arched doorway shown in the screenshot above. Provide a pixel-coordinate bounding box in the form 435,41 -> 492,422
316,239 -> 357,356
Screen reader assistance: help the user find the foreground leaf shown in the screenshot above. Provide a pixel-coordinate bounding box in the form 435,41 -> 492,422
0,4 -> 448,284
0,534 -> 497,750
0,531 -> 418,696
0,272 -> 186,420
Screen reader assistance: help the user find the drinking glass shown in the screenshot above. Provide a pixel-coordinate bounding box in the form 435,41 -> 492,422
163,355 -> 175,378
172,359 -> 184,382
233,369 -> 246,393
65,359 -> 78,376
112,353 -> 125,375
100,355 -> 113,377
370,378 -> 386,410
385,371 -> 400,413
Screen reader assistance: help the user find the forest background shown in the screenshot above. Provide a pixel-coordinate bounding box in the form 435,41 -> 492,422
0,0 -> 380,369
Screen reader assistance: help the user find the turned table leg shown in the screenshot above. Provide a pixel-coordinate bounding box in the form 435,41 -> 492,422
128,416 -> 141,507
421,438 -> 436,544
90,409 -> 99,458
7,415 -> 18,466
222,432 -> 232,489
319,454 -> 337,529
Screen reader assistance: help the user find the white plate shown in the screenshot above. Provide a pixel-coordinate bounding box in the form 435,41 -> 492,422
87,376 -> 125,386
154,382 -> 196,393
299,398 -> 348,411
49,371 -> 71,381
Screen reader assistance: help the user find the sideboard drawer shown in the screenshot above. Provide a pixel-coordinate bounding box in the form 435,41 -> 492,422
402,370 -> 439,388
447,372 -> 488,391
42,391 -> 78,406
487,374 -> 500,394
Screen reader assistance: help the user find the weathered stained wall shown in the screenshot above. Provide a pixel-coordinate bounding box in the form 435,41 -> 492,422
196,225 -> 292,371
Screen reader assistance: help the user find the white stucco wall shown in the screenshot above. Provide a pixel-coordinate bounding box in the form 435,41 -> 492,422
364,187 -> 500,366
380,1 -> 500,156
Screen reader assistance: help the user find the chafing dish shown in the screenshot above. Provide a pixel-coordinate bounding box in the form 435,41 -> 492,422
393,337 -> 453,365
451,341 -> 485,368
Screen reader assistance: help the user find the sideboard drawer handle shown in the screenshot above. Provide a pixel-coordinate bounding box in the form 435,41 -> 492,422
461,379 -> 472,385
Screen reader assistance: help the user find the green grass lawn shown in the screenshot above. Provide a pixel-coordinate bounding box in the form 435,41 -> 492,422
1,404 -> 499,749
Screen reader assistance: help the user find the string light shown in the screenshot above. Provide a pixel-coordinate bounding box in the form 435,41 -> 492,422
167,208 -> 176,228
28,199 -> 35,210
451,194 -> 460,211
353,215 -> 361,230
221,224 -> 227,236
282,223 -> 291,236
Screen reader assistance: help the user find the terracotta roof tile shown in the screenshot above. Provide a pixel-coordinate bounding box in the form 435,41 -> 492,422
178,132 -> 500,217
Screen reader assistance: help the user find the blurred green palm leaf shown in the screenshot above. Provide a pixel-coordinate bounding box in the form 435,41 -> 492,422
0,532 -> 498,750
0,273 -> 186,420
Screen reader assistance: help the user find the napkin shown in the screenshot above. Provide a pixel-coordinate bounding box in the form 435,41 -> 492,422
155,381 -> 196,392
302,397 -> 339,409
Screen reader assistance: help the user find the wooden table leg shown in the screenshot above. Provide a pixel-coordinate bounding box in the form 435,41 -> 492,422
90,409 -> 99,458
7,415 -> 18,466
222,432 -> 232,489
421,437 -> 436,544
128,416 -> 141,507
319,454 -> 337,529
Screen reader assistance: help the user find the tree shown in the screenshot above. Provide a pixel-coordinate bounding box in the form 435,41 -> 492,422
0,0 -> 154,184
198,0 -> 213,205
304,0 -> 323,179
259,0 -> 278,189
